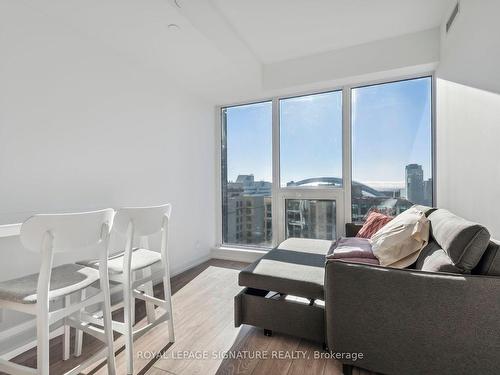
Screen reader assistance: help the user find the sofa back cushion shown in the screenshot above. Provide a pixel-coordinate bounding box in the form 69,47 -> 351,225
415,241 -> 462,273
412,205 -> 437,217
428,209 -> 490,272
472,240 -> 500,276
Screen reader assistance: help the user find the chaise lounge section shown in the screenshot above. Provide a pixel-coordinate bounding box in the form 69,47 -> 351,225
235,238 -> 330,343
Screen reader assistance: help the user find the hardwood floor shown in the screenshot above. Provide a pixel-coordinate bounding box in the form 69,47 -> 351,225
1,259 -> 372,375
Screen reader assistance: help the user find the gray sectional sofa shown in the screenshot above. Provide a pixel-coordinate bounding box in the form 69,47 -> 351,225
234,206 -> 500,375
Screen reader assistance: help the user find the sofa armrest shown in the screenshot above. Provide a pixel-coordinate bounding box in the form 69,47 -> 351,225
324,260 -> 500,375
345,223 -> 362,237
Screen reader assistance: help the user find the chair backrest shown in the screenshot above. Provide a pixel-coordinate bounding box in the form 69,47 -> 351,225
113,204 -> 172,237
20,209 -> 115,253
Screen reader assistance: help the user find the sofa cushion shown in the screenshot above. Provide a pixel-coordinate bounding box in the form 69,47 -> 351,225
428,209 -> 490,271
327,237 -> 376,258
472,240 -> 500,276
415,241 -> 462,274
327,237 -> 379,266
412,205 -> 437,217
370,206 -> 430,268
238,238 -> 331,300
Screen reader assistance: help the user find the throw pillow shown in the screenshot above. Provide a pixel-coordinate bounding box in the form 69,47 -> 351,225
327,237 -> 380,266
370,206 -> 430,268
356,211 -> 393,239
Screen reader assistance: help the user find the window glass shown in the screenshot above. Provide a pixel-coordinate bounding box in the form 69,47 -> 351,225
221,102 -> 272,246
351,77 -> 433,222
280,91 -> 343,188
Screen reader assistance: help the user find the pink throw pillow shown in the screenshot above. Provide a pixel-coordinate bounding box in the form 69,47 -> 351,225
356,212 -> 393,239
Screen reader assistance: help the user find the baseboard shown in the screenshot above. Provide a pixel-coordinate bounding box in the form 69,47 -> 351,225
170,254 -> 211,277
210,247 -> 266,263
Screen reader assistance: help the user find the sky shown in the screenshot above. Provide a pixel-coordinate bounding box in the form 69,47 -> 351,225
224,77 -> 432,190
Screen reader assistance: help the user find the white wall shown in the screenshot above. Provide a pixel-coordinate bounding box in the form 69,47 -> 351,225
436,0 -> 500,237
263,28 -> 440,91
0,4 -> 215,280
438,0 -> 500,94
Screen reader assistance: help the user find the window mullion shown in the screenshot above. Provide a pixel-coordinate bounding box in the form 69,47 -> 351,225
342,87 -> 352,230
271,97 -> 281,247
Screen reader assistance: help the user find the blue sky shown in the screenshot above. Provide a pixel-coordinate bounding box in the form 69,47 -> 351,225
224,77 -> 432,190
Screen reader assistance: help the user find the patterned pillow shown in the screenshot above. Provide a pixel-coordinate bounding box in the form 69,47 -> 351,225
356,212 -> 393,239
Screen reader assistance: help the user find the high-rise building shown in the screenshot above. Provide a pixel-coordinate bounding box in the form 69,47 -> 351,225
405,164 -> 424,204
423,178 -> 433,206
223,175 -> 272,246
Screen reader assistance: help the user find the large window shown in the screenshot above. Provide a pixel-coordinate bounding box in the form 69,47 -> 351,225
351,77 -> 433,222
221,102 -> 272,247
220,75 -> 433,248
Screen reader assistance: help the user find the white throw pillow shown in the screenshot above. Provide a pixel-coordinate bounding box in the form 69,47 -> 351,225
370,206 -> 430,268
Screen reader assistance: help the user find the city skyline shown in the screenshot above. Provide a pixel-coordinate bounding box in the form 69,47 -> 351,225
225,161 -> 432,202
223,162 -> 432,244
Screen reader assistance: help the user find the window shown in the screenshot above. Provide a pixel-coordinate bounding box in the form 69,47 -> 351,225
220,75 -> 434,248
285,199 -> 337,240
351,77 -> 433,222
280,91 -> 343,187
221,101 -> 272,246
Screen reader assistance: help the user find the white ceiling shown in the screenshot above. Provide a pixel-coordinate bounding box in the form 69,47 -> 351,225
18,0 -> 255,96
11,0 -> 453,103
212,0 -> 453,63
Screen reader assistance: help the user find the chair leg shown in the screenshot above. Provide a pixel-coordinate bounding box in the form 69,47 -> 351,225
101,281 -> 116,375
37,310 -> 50,375
130,270 -> 136,326
163,275 -> 175,343
62,295 -> 71,360
123,283 -> 135,374
142,268 -> 156,324
74,288 -> 86,357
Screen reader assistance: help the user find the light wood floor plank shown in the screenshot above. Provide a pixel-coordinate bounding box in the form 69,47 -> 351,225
215,326 -> 272,375
287,339 -> 327,375
249,333 -> 300,375
323,355 -> 343,375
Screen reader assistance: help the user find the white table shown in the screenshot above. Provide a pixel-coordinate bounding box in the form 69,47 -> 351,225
0,223 -> 22,238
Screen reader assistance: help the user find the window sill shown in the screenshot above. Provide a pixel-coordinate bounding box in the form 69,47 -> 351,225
210,246 -> 268,263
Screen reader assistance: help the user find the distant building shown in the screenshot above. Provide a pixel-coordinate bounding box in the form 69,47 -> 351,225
235,174 -> 271,195
423,178 -> 433,206
264,196 -> 272,242
379,189 -> 401,198
223,175 -> 272,246
405,164 -> 424,204
351,197 -> 413,223
286,199 -> 336,240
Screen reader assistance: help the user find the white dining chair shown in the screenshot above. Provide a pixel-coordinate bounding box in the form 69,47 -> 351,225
76,204 -> 175,375
0,209 -> 116,375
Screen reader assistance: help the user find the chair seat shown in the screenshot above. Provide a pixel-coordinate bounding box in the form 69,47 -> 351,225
0,264 -> 100,304
80,248 -> 162,274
